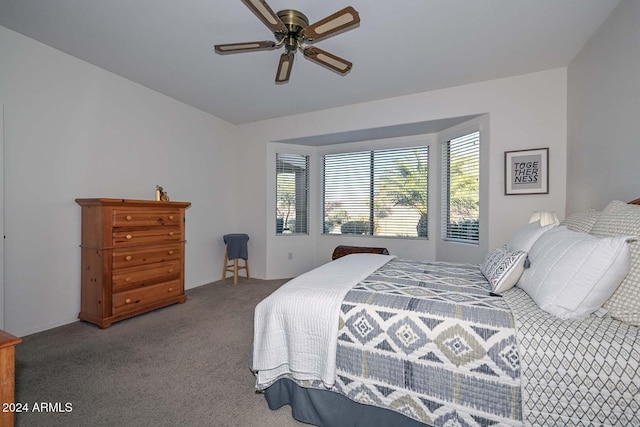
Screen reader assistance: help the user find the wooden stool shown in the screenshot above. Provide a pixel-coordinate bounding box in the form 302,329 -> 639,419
222,234 -> 250,285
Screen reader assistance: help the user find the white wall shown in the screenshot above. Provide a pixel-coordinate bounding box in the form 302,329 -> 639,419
239,68 -> 568,280
0,26 -> 240,336
0,24 -> 572,335
567,0 -> 640,212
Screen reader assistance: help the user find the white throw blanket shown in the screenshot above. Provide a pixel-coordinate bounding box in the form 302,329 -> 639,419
252,253 -> 395,389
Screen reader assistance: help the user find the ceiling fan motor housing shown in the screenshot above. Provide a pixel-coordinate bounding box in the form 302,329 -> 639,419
277,9 -> 308,52
277,10 -> 309,33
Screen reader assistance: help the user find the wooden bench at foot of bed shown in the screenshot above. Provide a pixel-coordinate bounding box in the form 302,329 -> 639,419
332,245 -> 390,260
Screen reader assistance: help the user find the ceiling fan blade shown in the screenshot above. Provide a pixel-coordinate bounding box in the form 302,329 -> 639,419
275,52 -> 295,83
301,6 -> 360,42
303,46 -> 352,74
214,40 -> 277,54
241,0 -> 287,34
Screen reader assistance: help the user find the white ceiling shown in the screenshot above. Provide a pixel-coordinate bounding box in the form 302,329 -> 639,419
0,0 -> 620,125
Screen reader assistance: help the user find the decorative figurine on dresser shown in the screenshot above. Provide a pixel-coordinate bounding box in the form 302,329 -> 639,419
75,198 -> 191,328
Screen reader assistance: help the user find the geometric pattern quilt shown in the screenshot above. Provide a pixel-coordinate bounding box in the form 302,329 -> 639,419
332,259 -> 522,426
503,286 -> 640,427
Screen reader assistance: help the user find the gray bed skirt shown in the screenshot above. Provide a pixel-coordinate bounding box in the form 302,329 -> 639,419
263,378 -> 430,427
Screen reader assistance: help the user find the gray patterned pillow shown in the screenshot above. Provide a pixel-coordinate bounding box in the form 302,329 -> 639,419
590,200 -> 640,325
560,208 -> 600,233
481,245 -> 528,293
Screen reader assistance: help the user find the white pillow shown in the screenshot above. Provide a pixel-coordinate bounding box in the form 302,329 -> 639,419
517,226 -> 633,320
481,245 -> 527,293
507,221 -> 557,252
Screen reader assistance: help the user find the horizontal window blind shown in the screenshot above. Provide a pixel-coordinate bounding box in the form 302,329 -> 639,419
276,153 -> 309,234
323,146 -> 428,238
442,131 -> 480,243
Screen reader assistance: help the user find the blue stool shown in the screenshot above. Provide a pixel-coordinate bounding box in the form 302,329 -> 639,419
222,234 -> 250,285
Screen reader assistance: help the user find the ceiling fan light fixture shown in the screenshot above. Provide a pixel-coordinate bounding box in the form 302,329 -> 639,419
284,36 -> 298,52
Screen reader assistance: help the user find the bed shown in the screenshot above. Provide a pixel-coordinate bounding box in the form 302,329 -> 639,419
251,199 -> 640,427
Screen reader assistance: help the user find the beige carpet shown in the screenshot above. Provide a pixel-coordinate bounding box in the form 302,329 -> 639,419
14,278 -> 308,427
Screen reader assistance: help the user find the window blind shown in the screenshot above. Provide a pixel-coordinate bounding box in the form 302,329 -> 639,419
276,153 -> 309,234
323,146 -> 428,238
441,131 -> 480,243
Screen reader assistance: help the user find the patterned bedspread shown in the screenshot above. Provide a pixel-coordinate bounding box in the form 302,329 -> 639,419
263,257 -> 640,426
503,287 -> 640,427
330,259 -> 522,426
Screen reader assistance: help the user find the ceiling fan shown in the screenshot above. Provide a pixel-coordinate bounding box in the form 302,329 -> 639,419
215,0 -> 360,83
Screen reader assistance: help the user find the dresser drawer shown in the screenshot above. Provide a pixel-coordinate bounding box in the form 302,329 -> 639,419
113,244 -> 181,269
112,279 -> 182,316
77,198 -> 190,328
112,260 -> 181,292
112,208 -> 181,228
113,227 -> 182,247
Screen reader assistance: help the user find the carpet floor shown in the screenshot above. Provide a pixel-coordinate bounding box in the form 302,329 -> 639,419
14,278 -> 307,427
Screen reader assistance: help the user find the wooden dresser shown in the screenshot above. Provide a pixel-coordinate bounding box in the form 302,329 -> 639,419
76,198 -> 191,328
0,330 -> 20,427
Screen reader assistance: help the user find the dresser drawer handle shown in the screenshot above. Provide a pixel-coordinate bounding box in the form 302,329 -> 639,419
169,215 -> 174,220
168,287 -> 174,292
126,215 -> 132,221
126,234 -> 132,240
168,269 -> 174,273
168,231 -> 175,237
125,255 -> 132,261
125,277 -> 131,282
125,298 -> 132,304
168,250 -> 174,255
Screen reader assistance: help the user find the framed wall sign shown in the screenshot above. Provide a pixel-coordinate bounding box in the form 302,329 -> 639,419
504,148 -> 549,195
